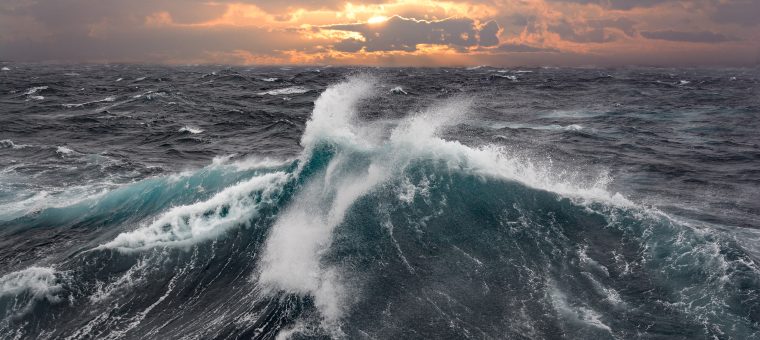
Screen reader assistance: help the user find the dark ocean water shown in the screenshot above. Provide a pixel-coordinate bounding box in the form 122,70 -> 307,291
0,63 -> 759,339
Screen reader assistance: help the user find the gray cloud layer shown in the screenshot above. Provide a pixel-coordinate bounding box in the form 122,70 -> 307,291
641,30 -> 736,43
495,43 -> 559,53
325,16 -> 500,52
548,18 -> 636,43
711,0 -> 760,27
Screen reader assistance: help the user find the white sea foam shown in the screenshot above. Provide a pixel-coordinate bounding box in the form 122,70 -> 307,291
493,123 -> 583,131
389,86 -> 407,94
259,161 -> 387,326
493,74 -> 518,81
132,91 -> 153,98
100,171 -> 288,250
212,155 -> 293,171
259,76 -> 383,329
298,76 -> 375,151
178,126 -> 203,134
89,258 -> 150,303
56,146 -> 74,155
0,139 -> 18,148
257,86 -> 310,96
0,267 -> 66,314
28,95 -> 44,100
24,86 -> 48,95
0,184 -> 110,222
261,77 -> 278,82
1,67 -> 10,71
62,96 -> 117,108
548,283 -> 613,333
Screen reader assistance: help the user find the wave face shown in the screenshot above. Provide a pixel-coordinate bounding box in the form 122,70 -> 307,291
1,66 -> 760,339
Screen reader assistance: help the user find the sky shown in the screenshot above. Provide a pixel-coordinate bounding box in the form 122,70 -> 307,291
1,0 -> 759,67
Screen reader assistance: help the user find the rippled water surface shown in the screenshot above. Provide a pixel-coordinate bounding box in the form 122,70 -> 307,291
1,64 -> 759,339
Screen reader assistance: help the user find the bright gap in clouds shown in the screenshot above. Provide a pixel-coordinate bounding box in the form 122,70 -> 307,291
367,15 -> 388,24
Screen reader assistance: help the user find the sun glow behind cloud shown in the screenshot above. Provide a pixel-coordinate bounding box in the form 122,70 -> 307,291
0,0 -> 758,66
367,16 -> 389,24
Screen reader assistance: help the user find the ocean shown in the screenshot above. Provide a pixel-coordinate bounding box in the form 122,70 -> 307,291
1,64 -> 759,339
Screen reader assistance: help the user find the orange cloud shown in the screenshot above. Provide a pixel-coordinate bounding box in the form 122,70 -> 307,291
1,0 -> 758,66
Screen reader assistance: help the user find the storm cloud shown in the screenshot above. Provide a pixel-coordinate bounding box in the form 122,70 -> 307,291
0,0 -> 757,66
548,18 -> 636,43
324,16 -> 500,52
710,0 -> 760,27
547,0 -> 672,10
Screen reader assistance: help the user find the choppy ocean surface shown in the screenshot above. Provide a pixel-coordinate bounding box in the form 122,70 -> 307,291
1,64 -> 759,339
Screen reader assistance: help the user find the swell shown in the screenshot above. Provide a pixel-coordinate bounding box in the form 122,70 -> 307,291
1,76 -> 759,339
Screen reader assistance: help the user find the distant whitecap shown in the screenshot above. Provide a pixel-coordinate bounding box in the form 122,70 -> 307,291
257,86 -> 310,96
390,86 -> 408,95
179,126 -> 204,134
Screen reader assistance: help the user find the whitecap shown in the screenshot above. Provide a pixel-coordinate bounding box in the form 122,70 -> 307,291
62,96 -> 117,108
178,126 -> 203,134
261,77 -> 278,82
132,91 -> 153,99
491,122 -> 583,131
0,184 -> 112,222
100,171 -> 289,250
56,146 -> 74,155
0,267 -> 66,314
24,86 -> 48,95
257,86 -> 310,96
211,155 -> 293,171
0,267 -> 63,299
0,139 -> 29,149
1,67 -> 10,71
389,86 -> 407,95
493,74 -> 517,81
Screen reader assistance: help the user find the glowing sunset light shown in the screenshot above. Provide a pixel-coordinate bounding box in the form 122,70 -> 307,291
367,15 -> 389,24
